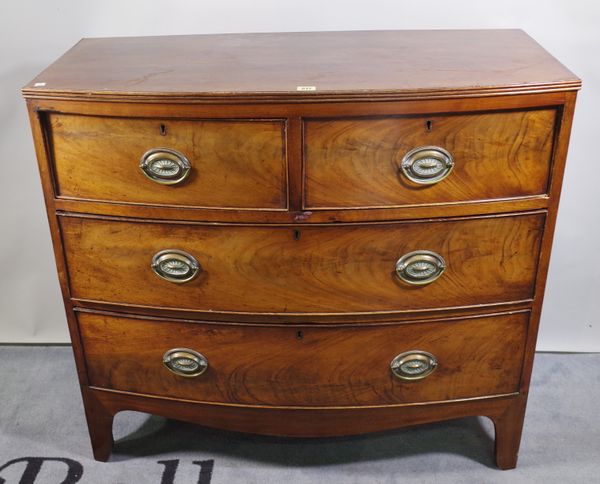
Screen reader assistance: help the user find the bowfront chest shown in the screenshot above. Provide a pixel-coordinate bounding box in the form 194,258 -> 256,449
23,29 -> 580,469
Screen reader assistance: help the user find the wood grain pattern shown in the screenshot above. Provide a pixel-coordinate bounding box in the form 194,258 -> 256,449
59,212 -> 544,315
78,311 -> 528,406
72,300 -> 533,325
305,110 -> 556,208
22,30 -> 580,103
31,93 -> 564,223
48,114 -> 287,209
490,396 -> 528,470
53,195 -> 550,225
83,385 -> 524,469
28,91 -> 572,119
23,30 -> 580,467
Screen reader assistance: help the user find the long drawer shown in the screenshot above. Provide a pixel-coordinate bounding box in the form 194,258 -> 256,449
47,114 -> 288,209
78,310 -> 528,406
304,109 -> 556,208
60,212 -> 544,315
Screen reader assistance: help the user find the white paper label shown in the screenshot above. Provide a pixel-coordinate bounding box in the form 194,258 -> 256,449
33,82 -> 46,87
296,86 -> 316,91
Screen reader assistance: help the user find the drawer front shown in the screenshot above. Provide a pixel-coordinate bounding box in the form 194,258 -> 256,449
79,311 -> 528,406
48,114 -> 287,209
304,109 -> 556,208
60,213 -> 544,314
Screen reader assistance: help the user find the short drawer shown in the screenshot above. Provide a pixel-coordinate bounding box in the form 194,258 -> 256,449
78,310 -> 528,406
60,212 -> 544,315
304,109 -> 556,208
47,114 -> 288,209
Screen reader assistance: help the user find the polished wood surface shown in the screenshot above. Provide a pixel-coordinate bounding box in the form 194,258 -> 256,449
23,30 -> 580,103
305,109 -> 555,208
54,195 -> 550,225
49,114 -> 287,209
79,310 -> 528,406
30,92 -> 567,224
82,385 -> 525,469
24,30 -> 580,468
73,299 -> 534,325
59,212 -> 544,315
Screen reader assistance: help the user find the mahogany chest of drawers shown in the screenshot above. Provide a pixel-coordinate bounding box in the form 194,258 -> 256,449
23,29 -> 580,469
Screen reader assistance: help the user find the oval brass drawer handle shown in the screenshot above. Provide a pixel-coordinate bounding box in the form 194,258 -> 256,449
395,250 -> 445,285
140,148 -> 191,185
401,146 -> 454,185
391,350 -> 438,380
163,348 -> 208,377
151,249 -> 201,283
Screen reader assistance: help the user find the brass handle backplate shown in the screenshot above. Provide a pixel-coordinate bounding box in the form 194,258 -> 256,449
151,249 -> 200,283
395,250 -> 445,285
390,350 -> 438,380
401,146 -> 454,184
140,148 -> 191,185
163,348 -> 208,377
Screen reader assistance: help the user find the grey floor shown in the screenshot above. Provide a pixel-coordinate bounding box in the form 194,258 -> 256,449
0,347 -> 598,483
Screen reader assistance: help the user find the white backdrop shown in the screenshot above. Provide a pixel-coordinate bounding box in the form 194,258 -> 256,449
1,1 -> 598,350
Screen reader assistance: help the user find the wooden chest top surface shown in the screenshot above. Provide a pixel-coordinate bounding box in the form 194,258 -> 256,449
23,29 -> 580,101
